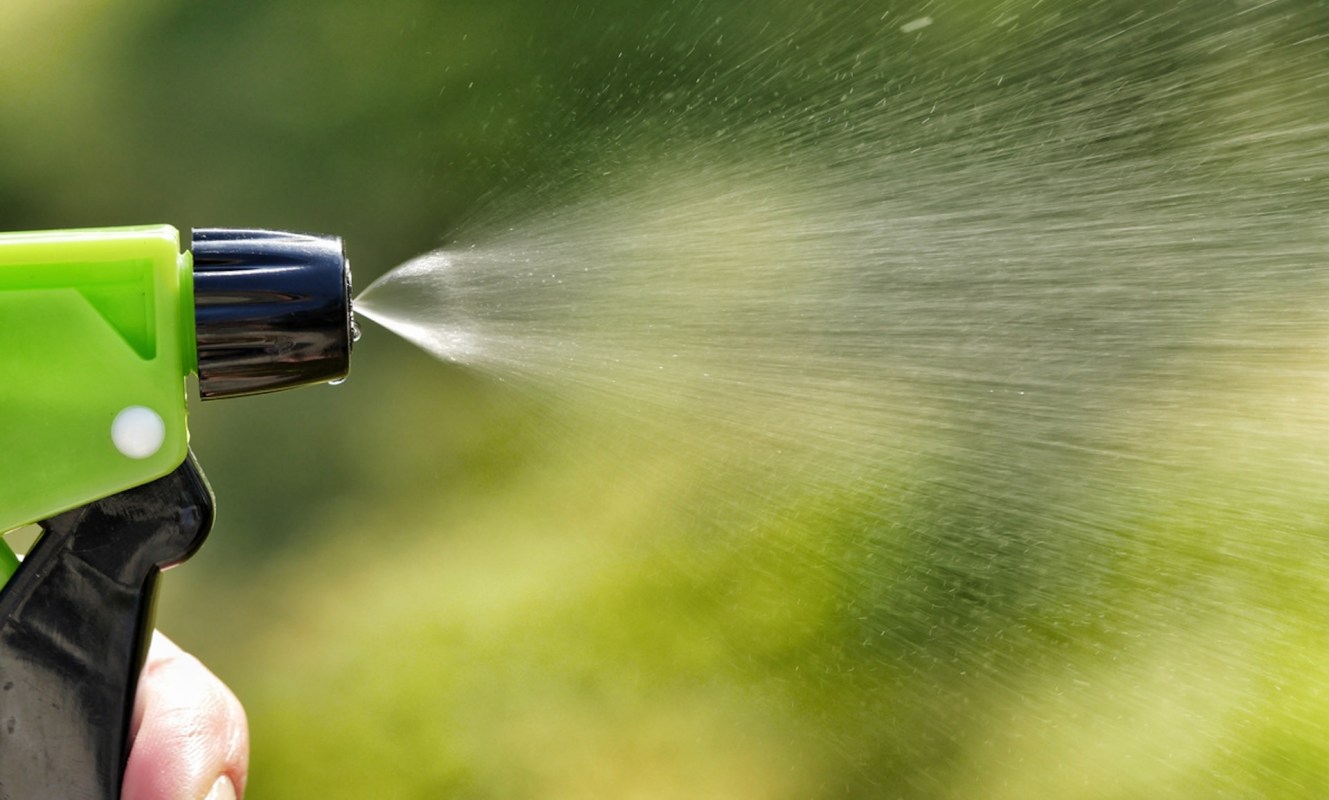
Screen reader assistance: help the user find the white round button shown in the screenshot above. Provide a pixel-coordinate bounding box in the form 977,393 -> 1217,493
111,406 -> 166,459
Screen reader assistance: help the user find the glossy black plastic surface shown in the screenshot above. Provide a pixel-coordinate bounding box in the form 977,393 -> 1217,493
0,455 -> 214,800
193,228 -> 354,399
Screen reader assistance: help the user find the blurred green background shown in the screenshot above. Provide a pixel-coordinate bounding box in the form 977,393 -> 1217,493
8,0 -> 1329,797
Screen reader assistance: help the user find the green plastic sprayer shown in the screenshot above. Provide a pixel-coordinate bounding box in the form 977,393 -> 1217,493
0,225 -> 356,799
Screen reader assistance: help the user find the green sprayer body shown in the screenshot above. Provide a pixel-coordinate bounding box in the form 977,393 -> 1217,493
0,226 -> 195,559
0,223 -> 356,556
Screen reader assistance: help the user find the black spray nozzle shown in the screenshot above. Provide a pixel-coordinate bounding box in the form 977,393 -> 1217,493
192,228 -> 355,400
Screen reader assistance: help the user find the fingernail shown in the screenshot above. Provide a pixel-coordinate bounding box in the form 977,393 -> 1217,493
204,776 -> 237,800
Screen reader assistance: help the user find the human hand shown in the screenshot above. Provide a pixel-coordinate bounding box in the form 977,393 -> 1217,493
122,632 -> 249,800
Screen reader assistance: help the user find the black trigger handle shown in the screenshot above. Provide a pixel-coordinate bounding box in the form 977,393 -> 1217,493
0,453 -> 214,799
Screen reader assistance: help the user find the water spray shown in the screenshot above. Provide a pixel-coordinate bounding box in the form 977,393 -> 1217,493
0,225 -> 355,799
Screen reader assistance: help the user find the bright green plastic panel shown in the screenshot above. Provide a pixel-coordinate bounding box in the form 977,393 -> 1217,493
0,226 -> 192,537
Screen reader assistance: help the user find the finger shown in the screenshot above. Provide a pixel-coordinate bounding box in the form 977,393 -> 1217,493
122,632 -> 249,800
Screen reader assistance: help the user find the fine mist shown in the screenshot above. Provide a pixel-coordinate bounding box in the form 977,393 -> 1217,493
347,2 -> 1329,796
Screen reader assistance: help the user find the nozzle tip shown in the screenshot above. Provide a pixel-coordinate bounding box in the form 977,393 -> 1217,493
192,228 -> 354,400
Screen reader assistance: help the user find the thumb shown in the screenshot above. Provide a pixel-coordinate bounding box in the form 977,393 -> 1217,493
122,631 -> 249,800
